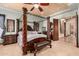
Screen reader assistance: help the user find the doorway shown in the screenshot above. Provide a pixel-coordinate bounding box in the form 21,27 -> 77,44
60,16 -> 77,47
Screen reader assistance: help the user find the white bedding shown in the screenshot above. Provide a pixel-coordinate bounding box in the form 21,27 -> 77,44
17,31 -> 47,47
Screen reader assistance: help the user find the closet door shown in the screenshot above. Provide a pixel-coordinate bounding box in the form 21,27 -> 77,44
53,19 -> 59,41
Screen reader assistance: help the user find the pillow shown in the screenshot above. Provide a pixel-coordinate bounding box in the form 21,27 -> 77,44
27,31 -> 37,34
27,31 -> 31,34
31,31 -> 37,34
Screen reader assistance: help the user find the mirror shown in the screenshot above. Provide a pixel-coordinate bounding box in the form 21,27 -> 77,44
7,19 -> 15,32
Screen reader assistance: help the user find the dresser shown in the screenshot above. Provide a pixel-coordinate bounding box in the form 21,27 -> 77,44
3,34 -> 17,45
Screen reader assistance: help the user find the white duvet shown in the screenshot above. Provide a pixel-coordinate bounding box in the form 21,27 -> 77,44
17,31 -> 47,47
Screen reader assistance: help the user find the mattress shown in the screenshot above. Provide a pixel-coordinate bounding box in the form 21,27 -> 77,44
17,31 -> 47,47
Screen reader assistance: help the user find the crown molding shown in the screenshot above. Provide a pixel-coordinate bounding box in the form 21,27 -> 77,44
0,6 -> 47,19
49,8 -> 78,18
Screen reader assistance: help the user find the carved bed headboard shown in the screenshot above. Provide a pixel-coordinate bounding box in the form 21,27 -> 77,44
19,25 -> 33,31
27,25 -> 33,31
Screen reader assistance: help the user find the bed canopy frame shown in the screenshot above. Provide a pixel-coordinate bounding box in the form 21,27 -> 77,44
22,7 -> 51,55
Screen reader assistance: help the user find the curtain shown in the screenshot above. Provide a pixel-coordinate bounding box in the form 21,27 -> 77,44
0,16 -> 4,29
0,15 -> 5,38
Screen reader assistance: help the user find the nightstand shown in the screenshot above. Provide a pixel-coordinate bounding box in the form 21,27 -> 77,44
3,34 -> 17,45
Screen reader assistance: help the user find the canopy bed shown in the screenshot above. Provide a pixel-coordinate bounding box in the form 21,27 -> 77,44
17,7 -> 52,56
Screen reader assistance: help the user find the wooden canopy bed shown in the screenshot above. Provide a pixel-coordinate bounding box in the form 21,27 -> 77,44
18,7 -> 52,56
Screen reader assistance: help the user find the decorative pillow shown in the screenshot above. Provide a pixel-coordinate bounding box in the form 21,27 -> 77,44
27,31 -> 37,34
31,31 -> 37,34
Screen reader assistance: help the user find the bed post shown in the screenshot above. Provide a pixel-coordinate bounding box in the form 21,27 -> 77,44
22,7 -> 28,55
47,17 -> 52,48
76,12 -> 79,47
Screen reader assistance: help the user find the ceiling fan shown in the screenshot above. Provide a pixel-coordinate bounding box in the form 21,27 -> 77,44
24,3 -> 49,12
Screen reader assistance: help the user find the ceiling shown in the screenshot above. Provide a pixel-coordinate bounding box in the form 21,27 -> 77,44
0,3 -> 77,17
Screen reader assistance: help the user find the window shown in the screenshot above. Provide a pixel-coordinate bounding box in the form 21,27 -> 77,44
0,14 -> 5,29
0,14 -> 5,37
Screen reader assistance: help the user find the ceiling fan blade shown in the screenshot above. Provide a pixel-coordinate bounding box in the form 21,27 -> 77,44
38,6 -> 43,12
40,3 -> 49,6
30,7 -> 35,11
24,3 -> 33,5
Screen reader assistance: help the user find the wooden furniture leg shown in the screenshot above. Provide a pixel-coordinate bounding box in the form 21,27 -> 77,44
22,46 -> 27,55
34,43 -> 37,56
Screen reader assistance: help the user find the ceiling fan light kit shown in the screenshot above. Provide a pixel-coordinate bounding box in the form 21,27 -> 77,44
34,4 -> 39,8
25,3 -> 49,13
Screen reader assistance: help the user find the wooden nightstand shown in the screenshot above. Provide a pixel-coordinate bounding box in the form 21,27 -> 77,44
43,31 -> 47,35
3,34 -> 17,45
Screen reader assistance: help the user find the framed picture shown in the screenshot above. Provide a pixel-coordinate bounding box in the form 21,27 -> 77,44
7,19 -> 15,32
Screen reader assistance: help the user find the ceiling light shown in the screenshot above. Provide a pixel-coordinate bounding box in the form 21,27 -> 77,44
34,4 -> 39,8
